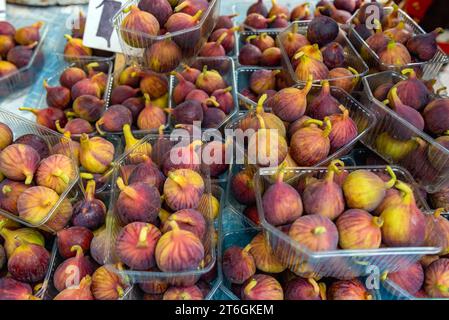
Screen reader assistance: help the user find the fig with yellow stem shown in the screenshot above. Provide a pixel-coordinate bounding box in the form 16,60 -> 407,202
35,154 -> 76,194
79,134 -> 115,174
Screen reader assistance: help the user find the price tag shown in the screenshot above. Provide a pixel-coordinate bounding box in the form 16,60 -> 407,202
83,0 -> 127,53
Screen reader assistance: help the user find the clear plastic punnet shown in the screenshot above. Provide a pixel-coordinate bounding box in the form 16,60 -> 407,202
112,0 -> 220,72
360,71 -> 449,193
348,7 -> 449,79
277,21 -> 369,92
254,166 -> 440,280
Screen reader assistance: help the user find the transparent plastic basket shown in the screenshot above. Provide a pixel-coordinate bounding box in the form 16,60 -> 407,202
236,30 -> 281,68
0,108 -> 80,232
348,7 -> 449,79
360,71 -> 449,193
254,165 -> 440,280
381,277 -> 449,300
112,0 -> 220,73
0,18 -> 48,98
104,133 -> 218,286
168,57 -> 239,132
277,21 -> 369,92
30,239 -> 57,300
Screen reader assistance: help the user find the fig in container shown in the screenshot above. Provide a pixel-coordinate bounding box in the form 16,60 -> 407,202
231,167 -> 258,206
138,0 -> 173,26
53,276 -> 93,300
165,10 -> 203,33
384,21 -> 412,44
60,66 -> 86,89
120,6 -> 160,48
72,180 -> 107,230
291,3 -> 311,21
210,27 -> 239,54
375,132 -> 417,162
35,154 -> 76,195
328,279 -> 372,300
92,263 -> 128,300
280,26 -> 310,59
122,124 -> 153,163
302,160 -> 345,220
79,134 -> 114,174
18,107 -> 67,131
195,66 -> 226,95
155,221 -> 205,273
239,42 -> 262,66
96,105 -> 133,134
295,44 -> 323,62
137,94 -> 167,130
342,166 -> 396,212
63,35 -> 92,58
168,99 -> 204,126
288,214 -> 339,251
387,261 -> 424,295
128,159 -> 165,191
56,119 -> 94,136
0,224 -> 44,258
249,69 -> 280,96
162,140 -> 202,176
289,118 -> 332,166
116,177 -> 161,224
15,21 -> 42,45
328,67 -> 360,93
380,181 -> 426,247
262,166 -> 303,226
162,209 -> 206,241
424,208 -> 449,255
0,122 -> 12,151
0,180 -> 30,215
172,72 -> 196,104
249,232 -> 285,273
327,105 -> 358,152
293,52 -> 329,82
0,34 -> 15,58
307,80 -> 341,120
321,42 -> 345,69
241,274 -> 284,300
163,285 -> 203,300
0,60 -> 18,77
306,16 -> 339,47
0,144 -> 40,185
423,98 -> 449,136
244,13 -> 276,30
385,87 -> 425,132
285,277 -> 325,300
247,0 -> 268,17
163,169 -> 204,211
57,226 -> 93,259
407,28 -> 443,62
116,222 -> 161,271
72,95 -> 104,122
424,258 -> 449,298
197,193 -> 220,221
378,41 -> 412,68
393,68 -> 431,111
7,42 -> 37,68
199,32 -> 228,57
0,278 -> 40,300
139,70 -> 168,99
139,274 -> 168,295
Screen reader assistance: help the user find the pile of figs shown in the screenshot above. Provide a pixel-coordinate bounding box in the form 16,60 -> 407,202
0,20 -> 44,77
238,32 -> 282,67
222,231 -> 373,300
200,17 -> 239,57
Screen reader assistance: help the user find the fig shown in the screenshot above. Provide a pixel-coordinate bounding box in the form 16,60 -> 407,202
328,67 -> 359,93
121,6 -> 160,47
163,169 -> 204,211
54,276 -> 93,300
269,0 -> 289,19
185,88 -> 209,104
239,43 -> 262,66
281,27 -> 310,59
122,97 -> 145,122
175,0 -> 208,16
291,3 -> 311,21
71,78 -> 102,100
244,13 -> 276,30
289,118 -> 332,166
0,180 -> 30,214
195,66 -> 226,95
210,27 -> 239,54
306,16 -> 339,47
321,42 -> 345,69
303,160 -> 345,220
197,192 -> 220,220
92,264 -> 128,300
110,85 -> 140,106
247,0 -> 268,17
328,280 -> 372,300
155,221 -> 204,272
260,47 -> 282,67
262,168 -> 303,226
18,107 -> 67,131
138,0 -> 172,26
294,52 -> 329,82
231,167 -> 257,205
79,134 -> 114,174
96,105 -> 133,135
423,98 -> 449,135
267,76 -> 312,122
139,70 -> 168,99
241,274 -> 283,300
165,10 -> 203,33
249,232 -> 285,273
6,42 -> 36,68
199,33 -> 227,57
393,68 -> 430,111
354,22 -> 374,40
375,132 -> 417,161
57,226 -> 93,259
342,166 -> 397,211
163,285 -> 203,300
123,125 -> 153,165
56,118 -> 93,136
249,69 -> 280,96
8,238 -> 50,283
269,14 -> 289,29
0,60 -> 18,77
327,105 -> 358,152
63,35 -> 92,57
211,86 -> 234,114
424,258 -> 449,298
172,72 -> 196,105
14,22 -> 42,45
384,21 -> 412,44
0,122 -> 12,150
385,87 -> 425,131
307,80 -> 341,120
380,181 -> 426,247
373,187 -> 402,216
295,43 -> 323,62
373,82 -> 394,102
145,39 -> 182,73
378,41 -> 412,67
116,222 -> 161,270
139,273 -> 168,294
334,0 -> 356,13
72,180 -> 107,230
178,64 -> 199,84
407,28 -> 443,62
387,261 -> 424,295
90,222 -> 108,265
35,154 -> 76,195
118,66 -> 140,88
0,277 -> 39,300
116,177 -> 161,224
0,21 -> 16,37
60,67 -> 87,89
72,11 -> 86,38
424,208 -> 449,255
72,95 -> 104,122
53,245 -> 94,292
285,277 -> 326,300
128,159 -> 164,191
162,209 -> 206,241
203,103 -> 227,128
289,213 -> 339,251
0,224 -> 44,258
169,99 -> 203,126
0,143 -> 40,184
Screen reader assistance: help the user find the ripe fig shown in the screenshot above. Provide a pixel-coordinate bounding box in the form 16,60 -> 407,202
244,13 -> 276,30
0,180 -> 30,214
393,68 -> 430,111
96,105 -> 133,135
163,169 -> 204,211
172,72 -> 196,105
321,42 -> 345,69
90,222 -> 108,265
343,166 -> 396,211
54,275 -> 93,300
270,14 -> 289,29
210,27 -> 239,54
294,52 -> 328,82
407,28 -> 443,62
110,85 -> 140,106
423,98 -> 449,135
0,21 -> 16,37
291,3 -> 311,21
424,208 -> 449,255
71,77 -> 102,100
211,86 -> 234,114
180,64 -> 201,83
79,134 -> 114,174
134,94 -> 166,131
165,10 -> 203,33
247,0 -> 268,17
387,261 -> 424,295
385,87 -> 425,132
139,70 -> 168,99
199,32 -> 227,57
162,209 -> 206,241
175,0 -> 208,16
145,39 -> 182,73
260,47 -> 281,67
328,67 -> 359,93
14,22 -> 42,45
63,35 -> 92,57
307,16 -> 338,47
239,43 -> 262,66
128,159 -> 164,191
0,122 -> 12,150
424,258 -> 449,298
195,66 -> 226,95
0,277 -> 40,300
138,0 -> 172,26
285,277 -> 325,300
327,105 -> 358,152
0,224 -> 44,258
202,103 -> 227,128
55,118 -> 93,135
35,154 -> 76,194
121,6 -> 160,47
231,167 -> 257,205
6,42 -> 36,68
197,192 -> 220,220
92,263 -> 128,300
295,43 -> 323,62
328,279 -> 372,300
307,80 -> 341,120
378,41 -> 412,67
249,232 -> 285,273
269,0 -> 289,19
384,21 -> 412,44
289,214 -> 339,251
375,132 -> 417,161
373,82 -> 394,102
0,143 -> 40,184
59,66 -> 87,89
57,226 -> 93,259
72,180 -> 106,230
223,245 -> 256,284
241,274 -> 283,300
155,221 -> 204,272
18,107 -> 67,131
139,272 -> 168,294
169,99 -> 203,126
122,97 -> 144,122
0,60 -> 17,77
72,95 -> 104,122
163,285 -> 204,300
116,222 -> 161,270
280,27 -> 309,59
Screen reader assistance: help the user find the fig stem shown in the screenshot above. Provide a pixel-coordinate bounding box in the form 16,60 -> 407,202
318,282 -> 327,300
80,172 -> 94,180
123,124 -> 139,149
167,220 -> 180,232
434,208 -> 444,218
167,172 -> 188,188
255,94 -> 268,115
385,166 -> 397,189
308,278 -> 320,296
313,226 -> 326,235
174,1 -> 189,13
205,97 -> 220,108
2,185 -> 12,194
394,180 -> 414,204
243,278 -> 258,297
338,105 -> 350,118
372,216 -> 384,228
192,10 -> 204,22
158,125 -> 165,136
18,107 -> 38,115
216,32 -> 228,46
85,180 -> 96,202
53,169 -> 70,185
255,114 -> 266,130
117,285 -> 125,298
401,68 -> 416,79
302,75 -> 313,95
95,118 -> 106,136
322,118 -> 332,138
327,159 -> 345,181
136,226 -> 149,248
116,177 -> 138,199
55,120 -> 66,134
70,244 -> 84,258
24,173 -> 33,185
275,162 -> 287,183
303,119 -> 323,128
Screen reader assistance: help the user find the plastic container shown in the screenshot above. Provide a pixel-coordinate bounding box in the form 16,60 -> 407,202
0,109 -> 79,232
236,30 -> 281,68
348,7 -> 449,79
360,71 -> 449,193
381,276 -> 449,301
254,165 -> 440,280
169,57 -> 239,132
112,0 -> 220,73
0,18 -> 48,98
277,21 -> 369,91
104,133 -> 218,286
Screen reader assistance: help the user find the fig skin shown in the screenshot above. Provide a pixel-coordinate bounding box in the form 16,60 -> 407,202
307,80 -> 341,120
327,105 -> 358,152
0,21 -> 16,37
282,31 -> 310,59
19,107 -> 67,131
239,43 -> 263,66
291,3 -> 312,21
92,264 -> 128,300
59,66 -> 87,89
306,16 -> 339,47
424,258 -> 449,298
197,193 -> 220,221
262,169 -> 303,226
289,215 -> 339,252
163,169 -> 205,211
0,122 -> 12,150
155,221 -> 205,273
169,100 -> 204,126
180,64 -> 201,83
285,277 -> 325,300
79,134 -> 115,174
378,41 -> 412,68
121,6 -> 160,47
8,240 -> 50,283
329,67 -> 359,93
321,42 -> 345,69
231,167 -> 257,205
303,160 -> 345,220
424,209 -> 449,256
210,27 -> 238,54
260,47 -> 282,67
139,70 -> 169,99
249,69 -> 280,96
0,277 -> 40,300
423,98 -> 449,135
393,69 -> 430,111
294,52 -> 329,82
430,187 -> 449,212
162,141 -> 202,175
343,167 -> 397,212
54,275 -> 94,300
35,154 -> 76,195
249,232 -> 285,273
373,82 -> 394,102
128,159 -> 165,191
90,223 -> 108,265
72,95 -> 104,122
388,261 -> 424,295
71,77 -> 101,100
15,22 -> 42,45
374,188 -> 402,216
116,222 -> 161,271
407,28 -> 443,62
72,180 -> 107,230
138,0 -> 172,26
241,274 -> 284,300
328,279 -> 372,300
384,22 -> 412,44
0,143 -> 40,184
247,0 -> 268,17
0,180 -> 30,215
7,42 -> 36,68
56,118 -> 94,135
244,13 -> 276,30
247,33 -> 275,53
386,87 -> 425,132
0,226 -> 45,258
0,60 -> 18,77
57,226 -> 93,259
195,66 -> 226,95
163,285 -> 204,300
96,105 -> 133,134
162,209 -> 206,241
116,177 -> 161,225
